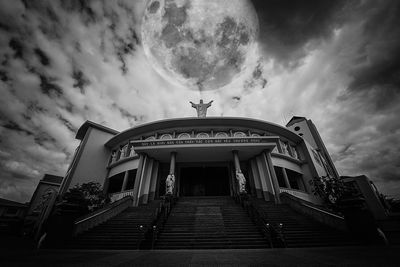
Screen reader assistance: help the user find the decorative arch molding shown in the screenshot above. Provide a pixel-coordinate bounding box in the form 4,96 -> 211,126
160,134 -> 173,140
215,132 -> 229,138
196,132 -> 209,138
177,133 -> 191,139
234,131 -> 247,137
145,136 -> 156,140
251,133 -> 261,137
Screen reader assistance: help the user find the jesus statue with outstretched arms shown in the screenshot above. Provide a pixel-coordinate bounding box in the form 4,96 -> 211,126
190,99 -> 213,118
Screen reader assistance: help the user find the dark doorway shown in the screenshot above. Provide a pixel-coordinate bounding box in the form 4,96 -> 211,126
180,166 -> 230,196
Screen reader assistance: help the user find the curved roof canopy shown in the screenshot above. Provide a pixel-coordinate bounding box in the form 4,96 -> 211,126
105,117 -> 302,148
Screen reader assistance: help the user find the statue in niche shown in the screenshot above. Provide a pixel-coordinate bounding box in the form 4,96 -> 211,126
282,142 -> 289,155
292,146 -> 298,159
190,99 -> 213,118
119,146 -> 125,159
129,145 -> 135,157
236,170 -> 247,194
111,151 -> 117,163
166,173 -> 175,195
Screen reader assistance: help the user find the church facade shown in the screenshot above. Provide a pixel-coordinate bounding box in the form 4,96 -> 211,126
59,116 -> 338,207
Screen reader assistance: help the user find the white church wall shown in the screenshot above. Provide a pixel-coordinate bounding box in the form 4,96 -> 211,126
108,158 -> 140,177
67,127 -> 114,191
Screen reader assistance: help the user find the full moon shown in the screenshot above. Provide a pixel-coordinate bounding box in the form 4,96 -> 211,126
141,0 -> 259,90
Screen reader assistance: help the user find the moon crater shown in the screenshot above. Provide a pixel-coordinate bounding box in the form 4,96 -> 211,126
142,0 -> 259,90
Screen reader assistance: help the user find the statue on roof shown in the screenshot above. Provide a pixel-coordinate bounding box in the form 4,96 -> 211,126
190,99 -> 213,118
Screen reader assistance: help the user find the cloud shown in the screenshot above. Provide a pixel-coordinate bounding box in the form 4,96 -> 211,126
0,0 -> 399,202
251,0 -> 347,67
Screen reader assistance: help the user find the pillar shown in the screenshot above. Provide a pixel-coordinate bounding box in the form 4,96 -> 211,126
250,160 -> 263,198
121,171 -> 129,192
148,161 -> 159,201
139,158 -> 153,204
232,150 -> 241,171
256,156 -> 273,201
264,152 -> 281,204
132,154 -> 146,206
169,152 -> 176,174
282,168 -> 291,189
166,152 -> 177,196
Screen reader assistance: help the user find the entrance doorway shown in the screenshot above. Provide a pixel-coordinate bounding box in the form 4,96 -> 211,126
180,166 -> 230,196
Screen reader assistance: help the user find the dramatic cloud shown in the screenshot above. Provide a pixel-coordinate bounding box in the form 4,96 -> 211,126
0,0 -> 399,202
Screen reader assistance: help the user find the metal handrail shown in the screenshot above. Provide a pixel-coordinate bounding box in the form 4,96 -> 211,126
234,193 -> 286,248
140,194 -> 176,249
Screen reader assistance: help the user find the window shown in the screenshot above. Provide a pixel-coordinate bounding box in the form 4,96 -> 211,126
286,169 -> 303,190
312,149 -> 322,165
5,207 -> 18,215
160,134 -> 173,139
108,172 -> 125,193
196,132 -> 209,138
233,131 -> 246,137
215,132 -> 228,138
294,126 -> 300,131
178,133 -> 191,139
126,169 -> 137,190
274,166 -> 286,187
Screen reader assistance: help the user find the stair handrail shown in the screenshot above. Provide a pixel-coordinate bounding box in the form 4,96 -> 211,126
140,194 -> 176,249
73,195 -> 134,236
234,193 -> 286,248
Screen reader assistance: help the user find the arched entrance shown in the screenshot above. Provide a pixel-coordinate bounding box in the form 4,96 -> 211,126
180,166 -> 230,196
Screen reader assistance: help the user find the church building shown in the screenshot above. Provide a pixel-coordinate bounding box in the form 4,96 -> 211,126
59,113 -> 338,207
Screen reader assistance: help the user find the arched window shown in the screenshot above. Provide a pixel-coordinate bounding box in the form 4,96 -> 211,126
178,133 -> 191,139
196,132 -> 209,138
215,132 -> 229,138
234,131 -> 246,137
160,134 -> 173,140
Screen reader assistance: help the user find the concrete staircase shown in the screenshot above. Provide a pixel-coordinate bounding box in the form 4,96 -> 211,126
155,196 -> 270,249
253,200 -> 361,248
66,201 -> 160,249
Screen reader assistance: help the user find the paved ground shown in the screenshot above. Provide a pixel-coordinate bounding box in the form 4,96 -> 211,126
1,246 -> 399,266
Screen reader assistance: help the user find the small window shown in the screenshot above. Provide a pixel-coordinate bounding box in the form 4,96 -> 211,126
6,207 -> 18,215
274,166 -> 287,188
294,126 -> 300,131
108,172 -> 125,193
299,133 -> 303,136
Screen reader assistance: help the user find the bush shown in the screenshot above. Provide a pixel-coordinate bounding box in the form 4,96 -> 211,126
63,182 -> 109,213
309,176 -> 350,210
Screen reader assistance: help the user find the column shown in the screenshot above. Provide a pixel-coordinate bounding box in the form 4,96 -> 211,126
282,168 -> 291,189
148,161 -> 159,201
250,159 -> 263,198
169,152 -> 176,174
139,158 -> 153,204
256,156 -> 272,201
232,150 -> 246,194
264,152 -> 281,203
121,171 -> 129,192
132,154 -> 146,206
232,150 -> 241,171
166,152 -> 176,195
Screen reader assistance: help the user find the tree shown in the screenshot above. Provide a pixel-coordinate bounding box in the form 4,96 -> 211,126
63,182 -> 109,213
309,176 -> 349,210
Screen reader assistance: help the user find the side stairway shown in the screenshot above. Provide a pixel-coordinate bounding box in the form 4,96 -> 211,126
65,200 -> 160,249
155,196 -> 270,249
253,200 -> 361,248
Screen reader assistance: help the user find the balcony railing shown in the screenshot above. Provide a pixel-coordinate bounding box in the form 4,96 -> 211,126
109,189 -> 135,202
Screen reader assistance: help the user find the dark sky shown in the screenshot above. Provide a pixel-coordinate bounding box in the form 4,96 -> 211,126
0,0 -> 399,202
